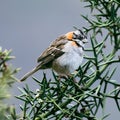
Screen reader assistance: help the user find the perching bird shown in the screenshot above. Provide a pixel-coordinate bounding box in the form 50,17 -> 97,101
20,29 -> 88,82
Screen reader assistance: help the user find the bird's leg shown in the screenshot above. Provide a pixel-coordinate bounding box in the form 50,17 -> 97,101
70,70 -> 80,83
68,74 -> 77,83
58,73 -> 77,83
56,72 -> 78,83
57,74 -> 68,80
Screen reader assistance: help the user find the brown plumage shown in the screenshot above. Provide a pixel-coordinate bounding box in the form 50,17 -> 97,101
20,30 -> 87,82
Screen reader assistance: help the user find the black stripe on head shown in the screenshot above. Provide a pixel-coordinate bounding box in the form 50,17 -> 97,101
73,29 -> 87,40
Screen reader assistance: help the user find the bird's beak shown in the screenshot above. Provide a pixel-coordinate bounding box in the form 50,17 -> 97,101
82,38 -> 88,43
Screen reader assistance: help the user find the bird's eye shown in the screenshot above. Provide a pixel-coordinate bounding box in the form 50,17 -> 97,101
73,32 -> 83,40
73,32 -> 77,39
73,30 -> 87,41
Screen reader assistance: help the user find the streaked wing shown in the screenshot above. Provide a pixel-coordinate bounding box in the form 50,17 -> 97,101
37,47 -> 64,63
37,35 -> 67,67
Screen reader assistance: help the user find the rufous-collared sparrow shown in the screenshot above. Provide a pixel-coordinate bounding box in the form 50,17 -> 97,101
20,29 -> 88,81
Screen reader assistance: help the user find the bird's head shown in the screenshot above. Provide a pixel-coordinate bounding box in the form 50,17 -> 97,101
65,29 -> 88,44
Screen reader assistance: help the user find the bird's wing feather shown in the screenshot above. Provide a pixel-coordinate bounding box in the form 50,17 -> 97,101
37,35 -> 67,66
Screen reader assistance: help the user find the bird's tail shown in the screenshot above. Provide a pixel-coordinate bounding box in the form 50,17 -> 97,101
20,65 -> 40,82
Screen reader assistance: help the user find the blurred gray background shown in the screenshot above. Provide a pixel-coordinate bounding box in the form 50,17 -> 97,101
0,0 -> 119,119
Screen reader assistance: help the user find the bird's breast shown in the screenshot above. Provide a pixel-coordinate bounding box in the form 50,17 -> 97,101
52,41 -> 84,74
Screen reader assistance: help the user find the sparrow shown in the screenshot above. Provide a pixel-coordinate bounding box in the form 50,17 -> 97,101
20,29 -> 88,82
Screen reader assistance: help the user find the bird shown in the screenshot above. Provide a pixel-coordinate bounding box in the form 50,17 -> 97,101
20,29 -> 88,82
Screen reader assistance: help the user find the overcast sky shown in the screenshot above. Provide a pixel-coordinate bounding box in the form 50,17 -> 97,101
0,0 -> 119,119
